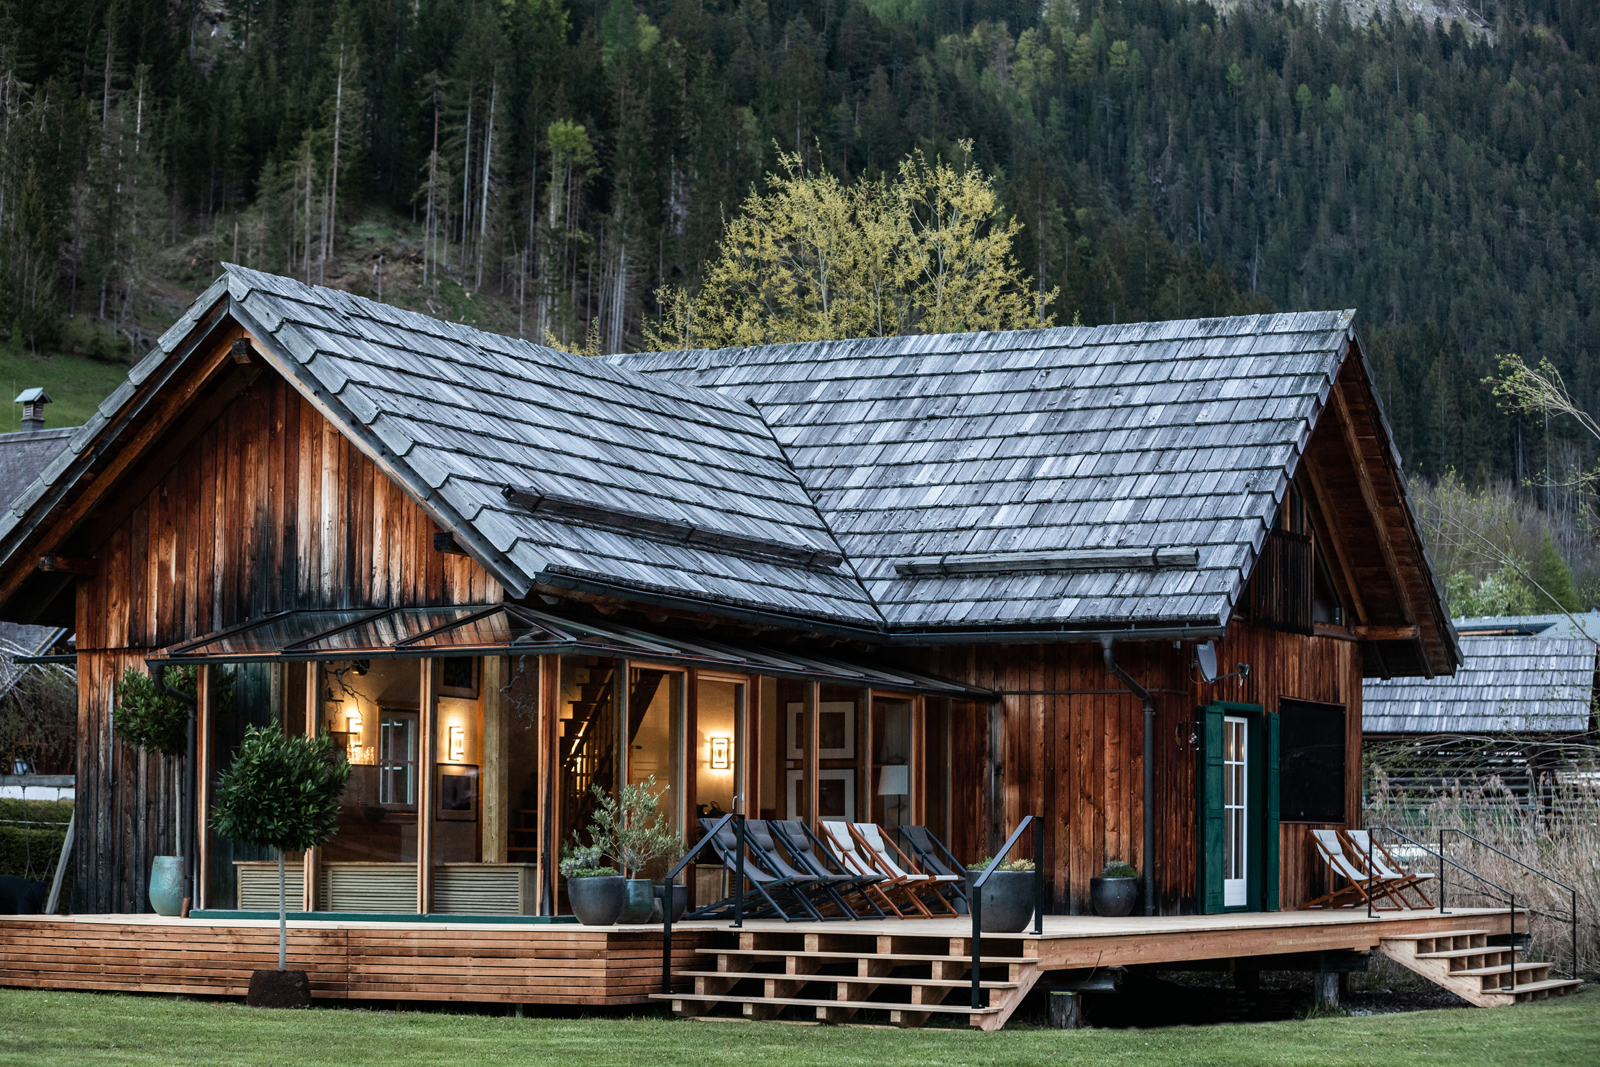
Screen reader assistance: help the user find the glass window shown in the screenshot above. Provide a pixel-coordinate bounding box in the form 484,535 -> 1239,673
694,679 -> 742,822
922,698 -> 951,845
775,679 -> 812,821
1278,699 -> 1346,822
871,694 -> 913,834
557,656 -> 619,860
379,711 -> 418,807
626,667 -> 683,869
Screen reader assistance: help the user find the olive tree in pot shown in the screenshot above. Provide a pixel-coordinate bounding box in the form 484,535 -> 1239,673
586,776 -> 681,924
113,667 -> 198,917
965,857 -> 1036,933
1090,861 -> 1139,917
560,844 -> 624,927
211,722 -> 350,1008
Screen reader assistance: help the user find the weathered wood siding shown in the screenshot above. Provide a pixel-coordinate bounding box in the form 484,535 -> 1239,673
911,620 -> 1362,914
72,371 -> 502,912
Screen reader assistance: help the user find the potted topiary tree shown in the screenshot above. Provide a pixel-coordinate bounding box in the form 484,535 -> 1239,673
965,856 -> 1036,933
1090,860 -> 1139,917
211,721 -> 350,1008
113,667 -> 197,917
560,843 -> 624,926
585,776 -> 681,924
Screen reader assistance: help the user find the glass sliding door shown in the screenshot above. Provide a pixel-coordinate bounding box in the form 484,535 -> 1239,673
870,693 -> 913,834
694,677 -> 743,823
625,666 -> 683,869
557,657 -> 619,867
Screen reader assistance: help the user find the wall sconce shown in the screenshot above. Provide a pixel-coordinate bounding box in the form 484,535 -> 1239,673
709,736 -> 731,770
448,724 -> 466,763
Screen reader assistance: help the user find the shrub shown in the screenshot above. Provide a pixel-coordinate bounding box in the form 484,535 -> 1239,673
558,843 -> 617,879
967,856 -> 1035,873
112,666 -> 196,758
1101,861 -> 1138,880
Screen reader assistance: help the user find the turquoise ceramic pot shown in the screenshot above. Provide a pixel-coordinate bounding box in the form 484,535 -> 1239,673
149,856 -> 185,916
616,878 -> 656,924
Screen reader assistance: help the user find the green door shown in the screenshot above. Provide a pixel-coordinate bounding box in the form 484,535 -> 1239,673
1197,703 -> 1279,913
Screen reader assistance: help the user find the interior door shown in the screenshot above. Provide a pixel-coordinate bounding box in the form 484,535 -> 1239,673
1223,716 -> 1248,907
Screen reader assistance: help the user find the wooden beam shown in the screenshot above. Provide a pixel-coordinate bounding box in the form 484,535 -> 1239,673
806,682 -> 820,828
1299,458 -> 1369,627
742,673 -> 760,819
1331,383 -> 1416,629
1352,625 -> 1419,642
539,653 -> 559,915
481,655 -> 507,864
37,555 -> 96,576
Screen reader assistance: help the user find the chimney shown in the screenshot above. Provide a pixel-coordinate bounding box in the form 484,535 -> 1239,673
14,388 -> 51,432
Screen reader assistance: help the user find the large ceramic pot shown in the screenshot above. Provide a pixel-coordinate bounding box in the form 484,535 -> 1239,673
148,856 -> 185,917
567,875 -> 626,926
1090,877 -> 1138,918
653,883 -> 689,923
968,869 -> 1034,933
616,878 -> 656,924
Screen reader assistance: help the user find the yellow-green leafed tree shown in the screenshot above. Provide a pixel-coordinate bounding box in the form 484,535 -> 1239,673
646,144 -> 1056,350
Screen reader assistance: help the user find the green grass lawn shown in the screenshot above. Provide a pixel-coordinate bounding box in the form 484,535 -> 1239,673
0,988 -> 1593,1067
0,345 -> 131,433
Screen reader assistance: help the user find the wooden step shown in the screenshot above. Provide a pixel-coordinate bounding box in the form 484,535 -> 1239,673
1485,978 -> 1583,1001
1412,947 -> 1512,961
701,949 -> 1037,966
1453,961 -> 1550,979
674,970 -> 1021,990
653,992 -> 1000,1016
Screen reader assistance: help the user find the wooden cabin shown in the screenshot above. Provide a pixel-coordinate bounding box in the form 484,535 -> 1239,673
0,267 -> 1457,925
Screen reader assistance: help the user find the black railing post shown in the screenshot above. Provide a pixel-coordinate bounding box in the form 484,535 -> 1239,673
969,875 -> 982,1009
1509,892 -> 1517,994
1572,887 -> 1579,980
1032,816 -> 1044,936
659,813 -> 734,999
733,813 -> 746,929
1439,828 -> 1447,914
1366,833 -> 1374,919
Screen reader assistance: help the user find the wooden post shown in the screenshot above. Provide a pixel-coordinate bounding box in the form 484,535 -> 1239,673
616,658 -> 630,797
684,670 -> 699,831
303,662 -> 318,912
538,654 -> 559,915
481,655 -> 508,863
742,675 -> 759,818
418,659 -> 437,914
911,695 -> 926,827
806,682 -> 820,828
1313,970 -> 1339,1011
194,665 -> 211,912
863,690 -> 875,824
1048,990 -> 1083,1030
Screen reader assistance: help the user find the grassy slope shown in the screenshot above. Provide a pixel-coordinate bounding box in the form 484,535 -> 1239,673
0,988 -> 1593,1067
0,346 -> 131,435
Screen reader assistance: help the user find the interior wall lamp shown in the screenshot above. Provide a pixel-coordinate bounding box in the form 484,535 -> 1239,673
448,724 -> 466,763
709,736 -> 732,770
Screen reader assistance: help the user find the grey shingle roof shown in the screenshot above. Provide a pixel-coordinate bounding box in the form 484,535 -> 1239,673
0,427 -> 74,511
612,313 -> 1355,631
1364,635 -> 1596,734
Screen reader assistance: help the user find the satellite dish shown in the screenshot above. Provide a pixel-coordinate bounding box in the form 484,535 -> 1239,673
1196,642 -> 1219,683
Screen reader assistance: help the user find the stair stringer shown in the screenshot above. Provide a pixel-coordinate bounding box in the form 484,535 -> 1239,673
1377,930 -> 1581,1007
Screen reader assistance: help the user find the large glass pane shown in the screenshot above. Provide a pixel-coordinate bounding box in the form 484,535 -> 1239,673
694,679 -> 741,822
183,610 -> 377,658
817,684 -> 865,824
922,698 -> 951,845
316,658 -> 421,912
499,655 -> 543,872
775,679 -> 812,821
626,667 -> 682,870
558,656 -> 619,864
430,657 -> 486,916
203,663 -> 279,910
871,695 -> 913,834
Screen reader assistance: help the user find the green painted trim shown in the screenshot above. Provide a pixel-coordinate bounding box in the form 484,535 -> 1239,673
190,910 -> 578,924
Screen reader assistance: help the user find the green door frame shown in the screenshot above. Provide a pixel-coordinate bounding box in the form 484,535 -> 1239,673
1197,702 -> 1279,914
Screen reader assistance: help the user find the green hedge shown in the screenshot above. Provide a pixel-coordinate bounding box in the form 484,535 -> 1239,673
0,798 -> 73,912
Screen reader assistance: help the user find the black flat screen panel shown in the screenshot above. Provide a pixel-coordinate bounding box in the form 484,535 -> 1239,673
1279,698 -> 1346,822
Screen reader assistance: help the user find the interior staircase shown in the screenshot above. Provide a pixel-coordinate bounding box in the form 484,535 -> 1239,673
1377,929 -> 1583,1006
654,929 -> 1041,1030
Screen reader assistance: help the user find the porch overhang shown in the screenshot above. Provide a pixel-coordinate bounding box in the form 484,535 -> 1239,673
147,603 -> 990,698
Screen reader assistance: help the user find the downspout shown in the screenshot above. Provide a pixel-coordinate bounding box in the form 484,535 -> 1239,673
1101,637 -> 1156,917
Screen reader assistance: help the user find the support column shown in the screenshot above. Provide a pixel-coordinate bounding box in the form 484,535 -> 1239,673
303,662 -> 318,912
742,675 -> 760,818
481,656 -> 508,863
806,682 -> 820,828
194,665 -> 212,911
538,654 -> 559,915
418,659 -> 437,915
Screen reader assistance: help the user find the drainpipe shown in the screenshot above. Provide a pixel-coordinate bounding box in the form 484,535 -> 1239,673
1102,637 -> 1156,916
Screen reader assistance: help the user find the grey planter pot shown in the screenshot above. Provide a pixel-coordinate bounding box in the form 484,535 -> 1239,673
653,883 -> 689,923
1090,877 -> 1138,918
148,856 -> 185,917
616,878 -> 656,924
968,869 -> 1034,933
567,876 -> 626,926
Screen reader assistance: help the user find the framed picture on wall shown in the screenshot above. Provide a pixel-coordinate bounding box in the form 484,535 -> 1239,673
785,701 -> 856,760
440,656 -> 479,700
437,764 -> 480,821
785,768 -> 855,822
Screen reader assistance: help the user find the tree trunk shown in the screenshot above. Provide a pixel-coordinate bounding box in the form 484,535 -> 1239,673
278,849 -> 287,971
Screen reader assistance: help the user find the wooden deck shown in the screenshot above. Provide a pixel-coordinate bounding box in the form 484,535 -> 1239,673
0,907 -> 1519,1008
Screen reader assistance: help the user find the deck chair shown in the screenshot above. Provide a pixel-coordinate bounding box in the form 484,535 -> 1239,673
743,820 -> 854,920
819,821 -> 934,918
850,822 -> 961,917
1342,829 -> 1435,909
897,825 -> 969,910
1301,828 -> 1408,911
685,817 -> 818,922
774,820 -> 889,919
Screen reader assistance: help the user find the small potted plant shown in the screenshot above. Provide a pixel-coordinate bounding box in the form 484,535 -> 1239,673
586,776 -> 682,924
965,856 -> 1036,933
560,843 -> 624,927
1091,860 -> 1139,917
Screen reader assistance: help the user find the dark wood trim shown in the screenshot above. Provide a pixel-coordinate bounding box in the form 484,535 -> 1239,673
37,555 -> 96,576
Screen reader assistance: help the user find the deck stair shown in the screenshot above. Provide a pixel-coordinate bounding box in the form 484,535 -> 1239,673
653,929 -> 1042,1029
1376,929 -> 1582,1007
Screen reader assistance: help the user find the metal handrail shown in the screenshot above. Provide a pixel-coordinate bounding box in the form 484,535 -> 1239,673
661,813 -> 738,996
969,816 -> 1044,1010
1443,827 -> 1579,980
1371,826 -> 1519,994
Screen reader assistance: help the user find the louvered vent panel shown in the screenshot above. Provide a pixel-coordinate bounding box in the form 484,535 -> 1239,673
319,863 -> 419,913
235,861 -> 305,911
432,865 -> 534,915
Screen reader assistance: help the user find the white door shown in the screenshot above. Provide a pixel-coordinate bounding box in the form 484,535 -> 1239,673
1223,716 -> 1248,908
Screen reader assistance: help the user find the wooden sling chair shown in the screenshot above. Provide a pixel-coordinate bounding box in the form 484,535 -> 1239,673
896,825 -> 970,910
1342,829 -> 1435,909
850,822 -> 961,917
686,817 -> 820,922
773,820 -> 889,919
819,820 -> 933,918
1301,828 -> 1409,911
743,820 -> 857,920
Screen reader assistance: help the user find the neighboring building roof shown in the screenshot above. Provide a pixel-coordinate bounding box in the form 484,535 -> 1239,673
0,268 -> 1457,668
614,315 -> 1356,632
1364,634 -> 1596,734
0,426 -> 74,509
1454,611 -> 1600,643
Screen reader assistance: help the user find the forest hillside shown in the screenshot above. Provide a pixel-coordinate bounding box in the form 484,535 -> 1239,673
0,0 -> 1596,601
